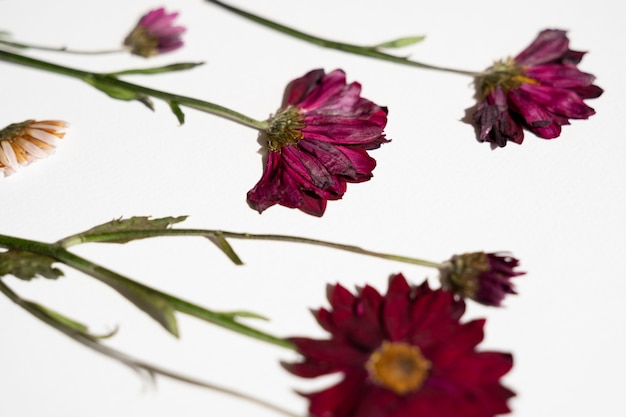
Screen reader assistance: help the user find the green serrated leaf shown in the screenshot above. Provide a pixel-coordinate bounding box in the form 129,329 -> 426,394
373,35 -> 426,49
78,216 -> 188,244
169,101 -> 185,125
107,62 -> 204,77
0,250 -> 63,280
206,235 -> 243,265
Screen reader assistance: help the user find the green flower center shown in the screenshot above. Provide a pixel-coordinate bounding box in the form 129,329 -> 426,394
477,57 -> 539,98
265,106 -> 305,152
366,341 -> 430,395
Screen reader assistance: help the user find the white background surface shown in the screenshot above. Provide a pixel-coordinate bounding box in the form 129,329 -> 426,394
1,0 -> 624,416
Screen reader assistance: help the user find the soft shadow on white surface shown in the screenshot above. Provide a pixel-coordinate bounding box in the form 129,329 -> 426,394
1,1 -> 624,416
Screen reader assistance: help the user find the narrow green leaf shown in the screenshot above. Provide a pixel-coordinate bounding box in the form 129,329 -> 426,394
108,281 -> 179,337
107,62 -> 204,77
24,300 -> 116,339
169,101 -> 185,125
0,250 -> 63,280
206,235 -> 243,265
74,216 -> 188,244
84,76 -> 154,110
373,35 -> 426,49
219,310 -> 269,321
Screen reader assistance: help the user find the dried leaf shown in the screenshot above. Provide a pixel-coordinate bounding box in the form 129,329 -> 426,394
206,234 -> 243,265
77,216 -> 188,244
0,250 -> 63,280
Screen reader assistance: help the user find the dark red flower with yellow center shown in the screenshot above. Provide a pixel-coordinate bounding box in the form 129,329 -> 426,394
468,29 -> 603,147
247,69 -> 389,217
284,274 -> 515,417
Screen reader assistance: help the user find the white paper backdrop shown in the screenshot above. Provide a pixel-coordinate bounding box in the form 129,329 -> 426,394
1,1 -> 624,416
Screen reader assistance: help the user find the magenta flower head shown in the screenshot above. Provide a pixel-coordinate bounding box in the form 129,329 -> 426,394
439,252 -> 525,306
247,69 -> 389,217
467,29 -> 603,147
284,274 -> 515,417
124,8 -> 186,57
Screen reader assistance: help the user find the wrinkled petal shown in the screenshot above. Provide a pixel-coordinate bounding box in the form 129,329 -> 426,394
305,371 -> 367,417
519,83 -> 596,119
525,64 -> 597,89
282,69 -> 325,106
515,29 -> 570,66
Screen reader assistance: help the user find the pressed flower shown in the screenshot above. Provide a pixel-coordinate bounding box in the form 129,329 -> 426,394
0,119 -> 67,177
468,29 -> 603,147
124,8 -> 186,57
284,274 -> 515,417
247,69 -> 389,216
439,252 -> 524,306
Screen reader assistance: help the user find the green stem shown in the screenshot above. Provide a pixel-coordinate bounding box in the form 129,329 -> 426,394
0,280 -> 301,417
0,38 -> 126,55
57,229 -> 443,269
0,49 -> 268,130
205,0 -> 480,77
0,233 -> 293,350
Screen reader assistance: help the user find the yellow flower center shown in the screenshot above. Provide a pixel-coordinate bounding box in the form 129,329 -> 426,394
265,106 -> 305,152
366,341 -> 430,395
477,57 -> 539,97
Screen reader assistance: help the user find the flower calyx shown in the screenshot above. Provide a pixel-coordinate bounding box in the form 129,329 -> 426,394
477,57 -> 538,97
264,106 -> 305,152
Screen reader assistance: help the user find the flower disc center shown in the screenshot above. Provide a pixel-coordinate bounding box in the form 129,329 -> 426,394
366,341 -> 430,395
265,106 -> 305,151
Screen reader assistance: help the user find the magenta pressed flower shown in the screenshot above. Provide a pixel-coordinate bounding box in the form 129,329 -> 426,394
284,274 -> 515,417
124,8 -> 186,57
247,69 -> 389,217
439,252 -> 525,307
468,29 -> 603,147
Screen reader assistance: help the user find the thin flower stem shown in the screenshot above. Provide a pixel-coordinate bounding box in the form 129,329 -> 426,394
0,38 -> 126,55
0,280 -> 302,417
205,0 -> 480,77
0,233 -> 293,350
57,228 -> 444,269
0,49 -> 269,130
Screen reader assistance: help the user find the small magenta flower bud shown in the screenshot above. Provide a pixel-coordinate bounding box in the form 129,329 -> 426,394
439,252 -> 524,306
124,8 -> 186,57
